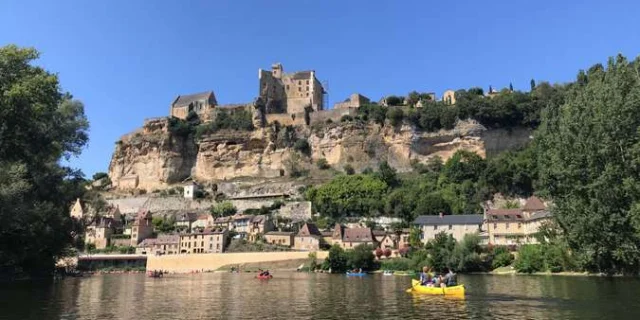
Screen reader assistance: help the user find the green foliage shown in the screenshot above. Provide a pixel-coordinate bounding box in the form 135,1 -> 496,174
343,164 -> 355,175
324,245 -> 348,272
514,244 -> 545,273
293,139 -> 311,156
168,117 -> 194,137
346,244 -> 377,271
340,115 -> 353,122
305,175 -> 388,221
387,108 -> 404,126
491,246 -> 515,269
536,55 -> 640,274
375,161 -> 399,188
210,201 -> 237,217
316,158 -> 330,170
385,96 -> 404,106
194,109 -> 254,139
92,172 -> 108,181
0,45 -> 90,279
357,104 -> 388,125
424,232 -> 457,272
379,258 -> 412,271
152,216 -> 176,233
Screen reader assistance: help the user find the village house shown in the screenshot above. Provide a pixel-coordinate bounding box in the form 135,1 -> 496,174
333,93 -> 370,109
179,228 -> 228,254
135,234 -> 180,255
176,212 -> 198,231
264,231 -> 295,247
330,224 -> 378,249
485,196 -> 552,245
183,181 -> 200,199
169,91 -> 217,121
231,214 -> 254,236
130,209 -> 154,247
414,213 -> 484,243
213,216 -> 233,229
84,216 -> 119,249
191,213 -> 214,231
377,233 -> 395,249
247,215 -> 274,242
293,223 -> 324,251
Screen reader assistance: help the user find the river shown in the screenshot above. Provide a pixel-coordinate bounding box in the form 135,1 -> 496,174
1,273 -> 639,319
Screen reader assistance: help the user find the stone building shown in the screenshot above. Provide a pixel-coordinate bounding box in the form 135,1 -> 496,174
170,91 -> 218,121
136,234 -> 180,255
258,63 -> 325,114
442,90 -> 456,105
484,196 -> 552,245
414,213 -> 484,243
264,231 -> 295,247
179,228 -> 228,254
247,215 -> 274,242
330,224 -> 377,249
130,209 -> 154,247
333,93 -> 370,109
293,222 -> 324,251
85,216 -> 121,249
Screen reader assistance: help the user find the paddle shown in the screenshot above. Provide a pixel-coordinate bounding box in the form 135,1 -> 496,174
405,279 -> 422,293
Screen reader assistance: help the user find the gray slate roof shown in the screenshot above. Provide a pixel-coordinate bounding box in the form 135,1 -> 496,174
172,91 -> 214,108
414,214 -> 483,226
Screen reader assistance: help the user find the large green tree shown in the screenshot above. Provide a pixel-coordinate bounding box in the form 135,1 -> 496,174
0,45 -> 89,279
305,174 -> 387,220
537,54 -> 640,274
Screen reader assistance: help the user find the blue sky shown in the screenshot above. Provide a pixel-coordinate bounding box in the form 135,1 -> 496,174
2,0 -> 639,177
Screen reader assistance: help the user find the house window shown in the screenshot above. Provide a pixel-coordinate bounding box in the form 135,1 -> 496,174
306,86 -> 309,91
216,244 -> 220,249
201,241 -> 204,247
209,244 -> 212,249
493,223 -> 497,229
506,223 -> 510,229
306,93 -> 309,97
286,85 -> 289,90
306,80 -> 309,85
518,223 -> 522,229
298,87 -> 301,92
298,81 -> 301,85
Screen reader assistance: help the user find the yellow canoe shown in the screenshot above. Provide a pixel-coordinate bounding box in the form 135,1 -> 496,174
410,279 -> 465,296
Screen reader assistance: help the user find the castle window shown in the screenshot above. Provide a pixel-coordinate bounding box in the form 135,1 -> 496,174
298,87 -> 301,92
286,85 -> 289,90
306,80 -> 309,84
298,81 -> 301,85
306,93 -> 309,97
306,86 -> 309,91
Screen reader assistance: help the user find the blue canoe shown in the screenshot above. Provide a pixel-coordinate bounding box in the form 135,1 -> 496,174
346,272 -> 367,276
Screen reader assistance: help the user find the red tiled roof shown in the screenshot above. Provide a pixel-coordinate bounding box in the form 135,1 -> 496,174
343,227 -> 374,243
523,196 -> 546,211
486,209 -> 524,221
297,223 -> 322,237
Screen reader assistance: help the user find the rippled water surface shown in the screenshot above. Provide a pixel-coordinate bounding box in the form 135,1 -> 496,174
2,273 -> 640,319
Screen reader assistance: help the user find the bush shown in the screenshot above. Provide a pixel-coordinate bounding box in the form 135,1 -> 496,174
324,245 -> 348,273
491,247 -> 515,269
316,158 -> 330,170
386,96 -> 404,106
380,258 -> 411,271
92,172 -> 108,181
294,139 -> 311,156
341,115 -> 353,122
343,164 -> 355,175
514,244 -> 544,273
210,201 -> 237,217
387,108 -> 405,126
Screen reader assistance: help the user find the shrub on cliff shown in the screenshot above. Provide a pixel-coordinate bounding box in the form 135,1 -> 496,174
316,158 -> 330,170
293,139 -> 311,156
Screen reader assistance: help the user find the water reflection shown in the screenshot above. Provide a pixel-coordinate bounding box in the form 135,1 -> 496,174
1,273 -> 640,319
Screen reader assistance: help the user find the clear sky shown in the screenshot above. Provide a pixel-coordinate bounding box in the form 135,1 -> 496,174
2,0 -> 639,177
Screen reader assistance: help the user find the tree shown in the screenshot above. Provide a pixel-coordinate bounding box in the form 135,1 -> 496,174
376,161 -> 399,188
0,45 -> 90,279
92,172 -> 108,181
316,158 -> 330,170
375,247 -> 383,260
343,164 -> 355,175
387,107 -> 404,126
514,245 -> 544,273
210,201 -> 237,217
385,96 -> 404,106
383,248 -> 392,258
509,82 -> 514,92
347,244 -> 376,270
537,54 -> 640,274
305,175 -> 387,221
324,245 -> 348,272
530,79 -> 536,91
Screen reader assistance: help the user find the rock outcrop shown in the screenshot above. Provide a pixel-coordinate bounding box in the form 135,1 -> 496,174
108,118 -> 532,191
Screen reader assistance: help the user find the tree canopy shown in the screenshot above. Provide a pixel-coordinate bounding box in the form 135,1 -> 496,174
0,45 -> 89,279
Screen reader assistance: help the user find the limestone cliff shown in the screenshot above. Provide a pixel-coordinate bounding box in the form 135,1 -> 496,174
108,118 -> 532,191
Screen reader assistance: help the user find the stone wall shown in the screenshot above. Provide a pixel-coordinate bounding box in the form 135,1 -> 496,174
265,113 -> 306,126
309,108 -> 357,125
146,251 -> 328,273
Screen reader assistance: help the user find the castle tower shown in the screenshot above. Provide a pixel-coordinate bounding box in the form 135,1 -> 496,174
271,63 -> 283,79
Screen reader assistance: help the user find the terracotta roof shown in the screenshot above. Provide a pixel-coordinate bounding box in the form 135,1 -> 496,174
214,216 -> 232,223
297,223 -> 322,237
486,209 -> 524,221
180,228 -> 227,236
523,196 -> 546,211
372,230 -> 387,237
266,231 -> 295,236
332,223 -> 344,240
415,214 -> 484,225
177,212 -> 197,222
172,91 -> 215,108
197,214 -> 210,221
232,214 -> 254,221
343,227 -> 374,243
138,234 -> 180,247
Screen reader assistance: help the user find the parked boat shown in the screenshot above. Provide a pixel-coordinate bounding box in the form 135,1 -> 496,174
346,272 -> 367,276
408,279 -> 465,296
383,270 -> 394,276
256,274 -> 273,280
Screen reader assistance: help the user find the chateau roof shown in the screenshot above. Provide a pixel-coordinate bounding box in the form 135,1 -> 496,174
523,196 -> 546,211
266,231 -> 295,236
343,227 -> 375,243
172,91 -> 216,108
414,214 -> 484,225
138,234 -> 180,247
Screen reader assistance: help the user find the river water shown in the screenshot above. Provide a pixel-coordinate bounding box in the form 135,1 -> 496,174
2,273 -> 639,319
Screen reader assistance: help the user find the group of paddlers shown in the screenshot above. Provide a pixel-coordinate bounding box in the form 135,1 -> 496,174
419,267 -> 457,287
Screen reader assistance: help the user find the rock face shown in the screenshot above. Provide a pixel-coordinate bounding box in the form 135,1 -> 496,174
108,118 -> 532,191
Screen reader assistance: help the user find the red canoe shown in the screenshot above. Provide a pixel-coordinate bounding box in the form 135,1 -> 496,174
256,274 -> 273,280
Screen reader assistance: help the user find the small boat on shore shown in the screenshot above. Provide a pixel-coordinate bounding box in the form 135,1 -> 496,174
346,272 -> 367,276
256,274 -> 273,280
383,270 -> 394,276
408,279 -> 465,296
